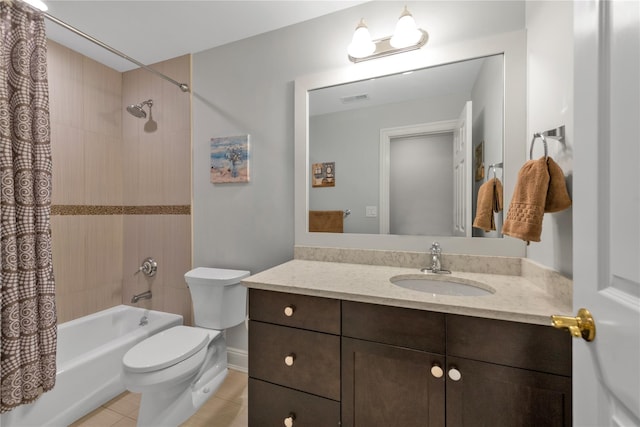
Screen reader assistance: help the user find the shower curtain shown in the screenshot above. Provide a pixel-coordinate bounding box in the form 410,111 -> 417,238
0,2 -> 56,412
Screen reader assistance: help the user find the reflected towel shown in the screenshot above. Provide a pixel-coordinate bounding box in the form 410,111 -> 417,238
309,210 -> 343,233
545,157 -> 572,213
473,178 -> 503,232
502,157 -> 550,243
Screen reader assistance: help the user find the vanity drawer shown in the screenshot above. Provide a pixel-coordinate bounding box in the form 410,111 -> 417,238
249,289 -> 341,334
446,314 -> 572,376
249,320 -> 341,400
249,378 -> 340,427
342,300 -> 446,354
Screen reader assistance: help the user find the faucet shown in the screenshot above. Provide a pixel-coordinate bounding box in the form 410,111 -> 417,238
131,290 -> 152,303
430,242 -> 442,272
420,242 -> 451,274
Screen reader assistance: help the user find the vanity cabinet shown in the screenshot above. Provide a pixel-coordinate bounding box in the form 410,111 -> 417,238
248,289 -> 572,427
248,289 -> 341,426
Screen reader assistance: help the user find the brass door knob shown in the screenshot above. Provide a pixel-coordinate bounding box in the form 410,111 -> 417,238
551,308 -> 596,341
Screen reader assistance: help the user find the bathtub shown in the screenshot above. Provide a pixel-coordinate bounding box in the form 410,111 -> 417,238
0,305 -> 182,427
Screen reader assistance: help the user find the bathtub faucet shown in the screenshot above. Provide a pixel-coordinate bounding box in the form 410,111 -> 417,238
131,290 -> 152,303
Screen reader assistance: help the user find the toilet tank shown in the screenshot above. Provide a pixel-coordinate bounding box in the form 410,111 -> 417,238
184,267 -> 250,329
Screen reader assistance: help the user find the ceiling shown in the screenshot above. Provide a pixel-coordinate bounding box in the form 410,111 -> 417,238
43,1 -> 367,72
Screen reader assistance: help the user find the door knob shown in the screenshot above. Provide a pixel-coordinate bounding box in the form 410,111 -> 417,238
551,308 -> 596,342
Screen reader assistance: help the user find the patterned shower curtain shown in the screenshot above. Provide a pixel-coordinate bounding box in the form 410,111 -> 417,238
0,1 -> 56,412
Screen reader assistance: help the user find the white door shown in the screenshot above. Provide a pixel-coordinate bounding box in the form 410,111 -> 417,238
572,1 -> 640,425
453,101 -> 472,237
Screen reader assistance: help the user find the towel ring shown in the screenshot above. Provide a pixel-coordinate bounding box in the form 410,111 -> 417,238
529,133 -> 548,160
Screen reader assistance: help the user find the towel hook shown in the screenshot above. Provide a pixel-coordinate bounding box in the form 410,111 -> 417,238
530,133 -> 548,160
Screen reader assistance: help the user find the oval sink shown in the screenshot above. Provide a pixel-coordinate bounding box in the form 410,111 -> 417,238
390,275 -> 494,296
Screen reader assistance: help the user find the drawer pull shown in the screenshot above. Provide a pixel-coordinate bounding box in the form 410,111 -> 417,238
448,367 -> 462,381
284,354 -> 296,366
284,413 -> 296,427
430,363 -> 444,378
284,305 -> 295,317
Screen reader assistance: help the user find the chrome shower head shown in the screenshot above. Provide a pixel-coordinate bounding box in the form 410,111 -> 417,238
126,99 -> 153,119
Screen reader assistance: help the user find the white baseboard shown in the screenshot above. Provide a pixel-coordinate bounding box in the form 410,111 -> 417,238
227,346 -> 248,373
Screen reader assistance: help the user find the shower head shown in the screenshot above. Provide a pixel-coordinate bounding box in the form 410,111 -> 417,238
126,99 -> 153,119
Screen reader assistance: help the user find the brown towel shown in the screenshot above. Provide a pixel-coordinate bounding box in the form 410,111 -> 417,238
545,157 -> 572,212
502,158 -> 550,242
309,210 -> 343,233
473,178 -> 503,232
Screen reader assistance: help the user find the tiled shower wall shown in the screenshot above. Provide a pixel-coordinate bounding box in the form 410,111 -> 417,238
48,40 -> 192,324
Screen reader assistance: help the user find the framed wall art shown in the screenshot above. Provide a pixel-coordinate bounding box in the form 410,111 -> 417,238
210,135 -> 250,183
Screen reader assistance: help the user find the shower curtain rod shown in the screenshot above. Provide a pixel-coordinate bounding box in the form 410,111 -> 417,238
42,12 -> 190,93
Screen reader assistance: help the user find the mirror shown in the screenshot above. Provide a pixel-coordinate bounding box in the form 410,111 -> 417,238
308,55 -> 504,237
295,31 -> 527,256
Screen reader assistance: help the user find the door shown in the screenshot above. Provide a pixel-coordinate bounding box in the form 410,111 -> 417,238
573,1 -> 640,425
452,101 -> 472,237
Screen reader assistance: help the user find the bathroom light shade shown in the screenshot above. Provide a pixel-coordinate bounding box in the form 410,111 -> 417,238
390,6 -> 422,48
22,0 -> 48,11
347,19 -> 376,59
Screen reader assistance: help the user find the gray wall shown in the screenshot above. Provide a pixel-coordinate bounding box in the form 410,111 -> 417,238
192,1 -> 526,359
309,94 -> 467,233
525,1 -> 573,277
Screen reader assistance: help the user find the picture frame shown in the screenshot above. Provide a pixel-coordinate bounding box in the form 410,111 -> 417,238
210,135 -> 250,183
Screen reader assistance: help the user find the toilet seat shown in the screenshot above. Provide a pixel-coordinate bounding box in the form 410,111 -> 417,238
123,326 -> 220,373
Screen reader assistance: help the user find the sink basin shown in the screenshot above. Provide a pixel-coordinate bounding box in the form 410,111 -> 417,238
390,275 -> 494,296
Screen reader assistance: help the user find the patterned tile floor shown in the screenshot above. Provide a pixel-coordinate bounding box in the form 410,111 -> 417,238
69,369 -> 248,427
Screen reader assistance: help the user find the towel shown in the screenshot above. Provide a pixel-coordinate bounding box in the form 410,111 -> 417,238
502,157 -> 550,242
473,178 -> 503,232
309,210 -> 343,233
544,157 -> 572,212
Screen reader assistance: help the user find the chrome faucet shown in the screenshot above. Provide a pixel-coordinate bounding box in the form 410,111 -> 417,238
131,290 -> 152,303
430,242 -> 442,272
420,242 -> 451,274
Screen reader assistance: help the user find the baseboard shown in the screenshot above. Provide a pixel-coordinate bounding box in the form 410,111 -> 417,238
227,346 -> 248,373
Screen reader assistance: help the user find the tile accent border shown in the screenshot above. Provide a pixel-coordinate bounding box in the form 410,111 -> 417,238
52,205 -> 191,216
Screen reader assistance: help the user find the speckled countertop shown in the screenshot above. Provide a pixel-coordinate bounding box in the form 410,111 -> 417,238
242,247 -> 573,326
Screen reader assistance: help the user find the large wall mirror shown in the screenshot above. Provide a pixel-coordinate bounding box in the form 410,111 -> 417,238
295,31 -> 527,256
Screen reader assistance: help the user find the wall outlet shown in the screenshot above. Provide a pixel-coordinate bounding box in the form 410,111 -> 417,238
366,206 -> 378,217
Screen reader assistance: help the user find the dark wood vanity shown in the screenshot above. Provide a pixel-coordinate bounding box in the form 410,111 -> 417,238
248,288 -> 571,427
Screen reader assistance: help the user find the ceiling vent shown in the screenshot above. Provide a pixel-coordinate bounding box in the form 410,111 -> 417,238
340,94 -> 370,104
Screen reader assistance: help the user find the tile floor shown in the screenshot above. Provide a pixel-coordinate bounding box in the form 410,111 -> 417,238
69,369 -> 248,427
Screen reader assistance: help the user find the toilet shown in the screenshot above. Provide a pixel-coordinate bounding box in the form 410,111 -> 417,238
121,267 -> 250,427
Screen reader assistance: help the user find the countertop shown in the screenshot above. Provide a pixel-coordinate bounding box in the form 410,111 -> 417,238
242,259 -> 573,326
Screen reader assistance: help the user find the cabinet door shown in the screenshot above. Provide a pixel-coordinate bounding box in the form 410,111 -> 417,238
446,356 -> 571,427
342,337 -> 445,427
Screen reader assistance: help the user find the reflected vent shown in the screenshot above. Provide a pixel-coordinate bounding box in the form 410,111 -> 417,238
340,94 -> 370,104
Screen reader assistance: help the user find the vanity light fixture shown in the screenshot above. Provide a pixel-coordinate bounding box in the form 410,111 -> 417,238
347,6 -> 428,63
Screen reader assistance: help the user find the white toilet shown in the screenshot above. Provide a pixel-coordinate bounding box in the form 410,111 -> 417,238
121,267 -> 250,427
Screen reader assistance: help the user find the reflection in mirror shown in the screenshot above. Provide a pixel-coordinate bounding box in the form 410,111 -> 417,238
308,55 -> 504,237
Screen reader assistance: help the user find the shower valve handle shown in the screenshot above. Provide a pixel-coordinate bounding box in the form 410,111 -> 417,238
135,257 -> 157,277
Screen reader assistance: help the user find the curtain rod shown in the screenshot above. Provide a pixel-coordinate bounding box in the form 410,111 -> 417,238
43,12 -> 190,93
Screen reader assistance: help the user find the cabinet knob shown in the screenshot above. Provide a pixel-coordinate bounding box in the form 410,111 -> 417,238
284,413 -> 296,427
284,354 -> 296,366
430,363 -> 444,378
448,367 -> 462,381
284,305 -> 295,317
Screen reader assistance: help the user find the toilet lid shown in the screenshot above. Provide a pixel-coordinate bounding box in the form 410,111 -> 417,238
123,326 -> 217,373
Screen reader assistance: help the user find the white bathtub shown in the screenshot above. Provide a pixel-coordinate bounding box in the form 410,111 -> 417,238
0,305 -> 182,427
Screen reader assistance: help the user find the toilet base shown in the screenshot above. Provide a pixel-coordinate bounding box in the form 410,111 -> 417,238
136,368 -> 228,427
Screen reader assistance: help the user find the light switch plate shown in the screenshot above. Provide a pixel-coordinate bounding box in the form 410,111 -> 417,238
366,206 -> 377,217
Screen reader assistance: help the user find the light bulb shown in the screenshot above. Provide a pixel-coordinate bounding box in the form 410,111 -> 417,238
390,7 -> 422,49
348,19 -> 376,59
